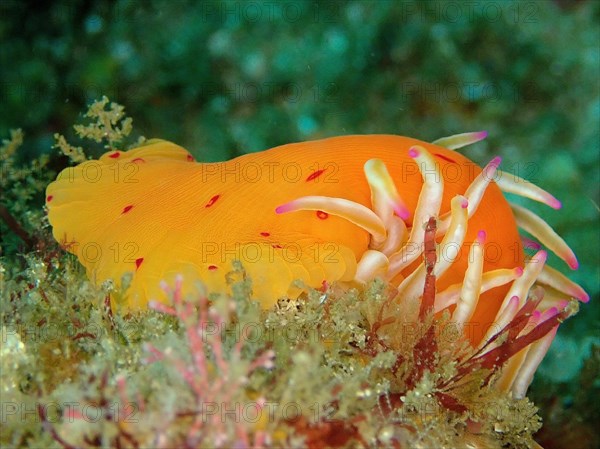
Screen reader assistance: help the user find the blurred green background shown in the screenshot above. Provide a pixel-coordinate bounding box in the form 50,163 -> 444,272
1,1 -> 599,447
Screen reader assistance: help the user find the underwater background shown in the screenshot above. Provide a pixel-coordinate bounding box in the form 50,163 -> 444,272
1,1 -> 599,448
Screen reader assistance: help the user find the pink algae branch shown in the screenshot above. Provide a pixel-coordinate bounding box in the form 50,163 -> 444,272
440,287 -> 577,393
147,276 -> 275,448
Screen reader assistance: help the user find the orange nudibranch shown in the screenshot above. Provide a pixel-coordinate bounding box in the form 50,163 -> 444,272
46,133 -> 587,340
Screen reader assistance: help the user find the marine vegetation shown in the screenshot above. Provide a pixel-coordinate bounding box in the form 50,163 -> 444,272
0,98 -> 591,448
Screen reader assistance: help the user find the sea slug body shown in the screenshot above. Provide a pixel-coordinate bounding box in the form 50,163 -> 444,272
46,133 -> 588,350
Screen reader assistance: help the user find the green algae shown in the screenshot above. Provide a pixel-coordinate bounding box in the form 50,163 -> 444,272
1,247 -> 549,448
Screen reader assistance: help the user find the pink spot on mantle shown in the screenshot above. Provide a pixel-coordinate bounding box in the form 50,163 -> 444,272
108,152 -> 121,159
122,204 -> 134,214
260,232 -> 271,237
316,210 -> 329,220
187,154 -> 194,162
205,194 -> 220,208
135,258 -> 144,270
272,244 -> 283,249
46,195 -> 53,202
306,169 -> 326,182
434,153 -> 455,163
208,265 -> 218,271
132,157 -> 145,163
